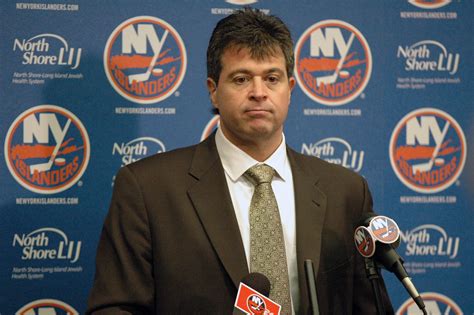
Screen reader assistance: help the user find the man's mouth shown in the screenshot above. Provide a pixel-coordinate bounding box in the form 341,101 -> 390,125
245,107 -> 270,113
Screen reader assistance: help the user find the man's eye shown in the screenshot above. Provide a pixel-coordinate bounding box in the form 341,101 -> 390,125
266,76 -> 280,84
233,76 -> 249,84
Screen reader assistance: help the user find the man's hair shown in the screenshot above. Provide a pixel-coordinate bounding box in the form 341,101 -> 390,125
207,8 -> 294,84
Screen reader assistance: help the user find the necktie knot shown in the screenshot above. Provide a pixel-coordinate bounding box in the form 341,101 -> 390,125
245,164 -> 275,185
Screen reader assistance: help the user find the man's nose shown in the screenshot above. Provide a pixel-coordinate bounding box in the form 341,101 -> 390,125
249,77 -> 268,101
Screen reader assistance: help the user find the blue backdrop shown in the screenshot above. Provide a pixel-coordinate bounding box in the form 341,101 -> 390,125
1,1 -> 472,314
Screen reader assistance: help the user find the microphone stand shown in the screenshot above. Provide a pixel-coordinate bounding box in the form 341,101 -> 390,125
364,257 -> 385,315
304,260 -> 320,315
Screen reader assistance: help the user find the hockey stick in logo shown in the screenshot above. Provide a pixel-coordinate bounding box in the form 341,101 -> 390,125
412,121 -> 450,174
316,33 -> 355,86
30,119 -> 71,174
128,30 -> 169,84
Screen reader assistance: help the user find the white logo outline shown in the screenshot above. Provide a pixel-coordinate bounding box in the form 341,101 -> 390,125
389,107 -> 466,194
5,105 -> 90,194
294,19 -> 372,106
104,16 -> 187,104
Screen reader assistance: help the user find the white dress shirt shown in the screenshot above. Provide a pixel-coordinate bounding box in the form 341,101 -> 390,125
215,127 -> 299,313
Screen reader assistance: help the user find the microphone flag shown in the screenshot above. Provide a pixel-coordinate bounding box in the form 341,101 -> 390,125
234,282 -> 281,315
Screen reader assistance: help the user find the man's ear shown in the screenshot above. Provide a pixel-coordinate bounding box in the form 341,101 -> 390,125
289,76 -> 296,92
288,77 -> 296,103
207,78 -> 218,108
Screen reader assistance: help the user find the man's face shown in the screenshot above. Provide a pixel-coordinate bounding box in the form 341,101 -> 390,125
207,47 -> 295,149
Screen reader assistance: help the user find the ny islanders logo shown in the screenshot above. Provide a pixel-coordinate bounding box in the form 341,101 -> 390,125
104,16 -> 187,104
368,216 -> 400,244
226,0 -> 258,4
295,20 -> 372,106
354,226 -> 376,258
390,108 -> 466,194
235,283 -> 281,315
408,0 -> 451,9
5,105 -> 90,194
397,292 -> 462,315
16,299 -> 79,315
200,115 -> 220,141
247,295 -> 266,315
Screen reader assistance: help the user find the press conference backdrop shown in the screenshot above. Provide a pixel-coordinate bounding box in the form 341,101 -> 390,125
1,1 -> 472,314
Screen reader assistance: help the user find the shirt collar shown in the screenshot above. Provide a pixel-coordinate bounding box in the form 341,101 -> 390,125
215,127 -> 290,182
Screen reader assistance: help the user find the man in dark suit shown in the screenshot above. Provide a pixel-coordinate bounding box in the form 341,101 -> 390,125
87,9 -> 393,314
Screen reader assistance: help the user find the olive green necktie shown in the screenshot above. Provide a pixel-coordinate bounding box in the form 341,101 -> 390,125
245,164 -> 292,314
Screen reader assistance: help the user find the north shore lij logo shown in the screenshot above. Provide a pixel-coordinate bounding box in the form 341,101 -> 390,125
4,105 -> 90,194
301,137 -> 364,172
12,227 -> 82,263
295,20 -> 372,106
400,224 -> 460,261
104,16 -> 187,104
13,33 -> 82,69
112,136 -> 166,167
397,40 -> 460,75
389,108 -> 466,194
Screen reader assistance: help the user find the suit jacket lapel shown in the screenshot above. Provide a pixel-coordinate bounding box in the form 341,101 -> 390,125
186,138 -> 328,309
288,148 -> 327,313
187,135 -> 249,288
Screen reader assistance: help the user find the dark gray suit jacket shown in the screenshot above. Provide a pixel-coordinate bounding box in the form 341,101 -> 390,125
87,134 -> 393,314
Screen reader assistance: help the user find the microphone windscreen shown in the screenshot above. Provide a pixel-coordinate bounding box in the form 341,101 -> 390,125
392,235 -> 401,249
356,212 -> 377,226
240,272 -> 271,297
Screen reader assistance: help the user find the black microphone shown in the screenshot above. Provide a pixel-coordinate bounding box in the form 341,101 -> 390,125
241,272 -> 271,297
354,214 -> 426,314
304,260 -> 320,315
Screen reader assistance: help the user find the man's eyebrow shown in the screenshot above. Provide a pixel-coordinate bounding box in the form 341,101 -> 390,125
226,68 -> 286,78
265,68 -> 285,75
226,69 -> 252,78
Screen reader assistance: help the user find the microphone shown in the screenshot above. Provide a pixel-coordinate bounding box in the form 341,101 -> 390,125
234,272 -> 281,315
241,272 -> 271,297
304,260 -> 320,315
354,214 -> 426,314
